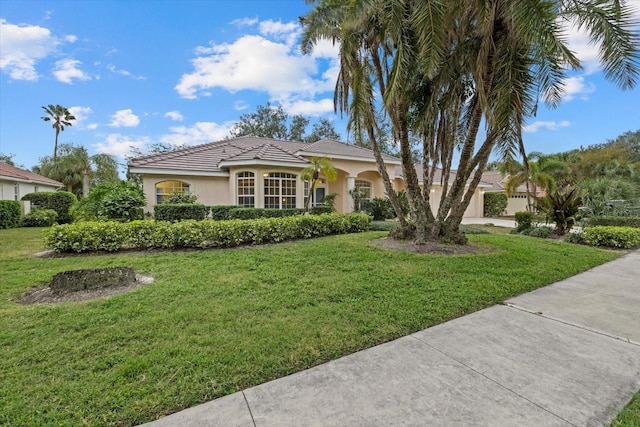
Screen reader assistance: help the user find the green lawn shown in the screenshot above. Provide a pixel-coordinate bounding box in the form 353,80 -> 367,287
611,392 -> 640,426
0,227 -> 623,426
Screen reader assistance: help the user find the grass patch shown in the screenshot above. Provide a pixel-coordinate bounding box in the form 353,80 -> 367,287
611,391 -> 640,426
0,227 -> 622,426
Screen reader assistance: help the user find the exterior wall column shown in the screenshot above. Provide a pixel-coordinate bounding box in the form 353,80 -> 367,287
347,176 -> 356,212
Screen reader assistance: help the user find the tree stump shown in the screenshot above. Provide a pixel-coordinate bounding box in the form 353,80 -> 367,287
51,267 -> 136,294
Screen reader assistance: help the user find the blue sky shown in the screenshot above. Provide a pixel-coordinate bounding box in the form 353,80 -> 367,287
1,0 -> 639,172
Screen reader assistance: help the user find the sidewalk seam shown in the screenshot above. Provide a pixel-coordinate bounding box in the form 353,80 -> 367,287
503,302 -> 640,347
242,391 -> 257,427
408,334 -> 578,427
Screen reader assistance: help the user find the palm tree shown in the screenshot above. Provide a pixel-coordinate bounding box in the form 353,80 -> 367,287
302,0 -> 639,244
301,156 -> 337,212
41,104 -> 76,163
38,144 -> 119,196
502,153 -> 570,210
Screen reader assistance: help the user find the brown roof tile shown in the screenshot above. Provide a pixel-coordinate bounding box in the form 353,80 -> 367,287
129,136 -> 400,173
0,162 -> 63,186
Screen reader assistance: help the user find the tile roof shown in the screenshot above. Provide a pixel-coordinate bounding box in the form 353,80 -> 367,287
481,170 -> 545,195
395,164 -> 493,187
0,162 -> 63,186
129,136 -> 400,173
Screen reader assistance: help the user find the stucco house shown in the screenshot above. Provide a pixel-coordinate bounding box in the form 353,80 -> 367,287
128,136 -> 486,218
0,162 -> 63,201
481,171 -> 545,216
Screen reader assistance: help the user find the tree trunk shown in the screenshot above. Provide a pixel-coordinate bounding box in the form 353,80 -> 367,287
83,168 -> 90,197
53,129 -> 60,163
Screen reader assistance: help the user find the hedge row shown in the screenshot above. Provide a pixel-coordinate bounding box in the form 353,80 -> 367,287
586,216 -> 640,228
582,226 -> 640,249
21,191 -> 76,224
154,204 -> 208,221
192,205 -> 331,221
0,200 -> 21,229
45,213 -> 372,253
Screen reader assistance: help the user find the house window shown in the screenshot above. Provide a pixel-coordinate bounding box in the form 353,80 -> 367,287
156,180 -> 190,204
237,172 -> 255,207
354,180 -> 372,200
264,172 -> 297,209
34,185 -> 39,193
14,183 -> 19,201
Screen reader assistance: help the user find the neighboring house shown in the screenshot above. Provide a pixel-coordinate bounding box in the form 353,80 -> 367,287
0,162 -> 63,201
481,171 -> 545,216
128,136 -> 486,218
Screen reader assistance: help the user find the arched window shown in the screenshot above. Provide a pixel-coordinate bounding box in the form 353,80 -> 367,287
155,180 -> 190,204
264,172 -> 297,209
237,172 -> 255,207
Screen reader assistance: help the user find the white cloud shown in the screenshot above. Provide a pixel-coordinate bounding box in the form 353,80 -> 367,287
523,120 -> 570,133
0,19 -> 59,80
164,110 -> 184,121
230,17 -> 258,27
68,106 -> 92,127
64,35 -> 77,43
282,98 -> 335,115
106,63 -> 145,79
175,26 -> 337,110
53,59 -> 90,84
94,134 -> 150,158
87,123 -> 98,130
234,100 -> 249,111
109,109 -> 140,127
160,121 -> 235,146
561,76 -> 596,101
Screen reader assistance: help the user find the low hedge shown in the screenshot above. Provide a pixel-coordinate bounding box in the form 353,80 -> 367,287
154,203 -> 208,221
583,226 -> 640,249
45,213 -> 372,253
228,207 -> 304,220
209,205 -> 234,221
586,216 -> 640,228
0,200 -> 21,229
21,191 -> 76,224
22,209 -> 58,227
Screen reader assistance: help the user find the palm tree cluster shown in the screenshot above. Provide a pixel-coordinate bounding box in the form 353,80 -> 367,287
302,0 -> 639,244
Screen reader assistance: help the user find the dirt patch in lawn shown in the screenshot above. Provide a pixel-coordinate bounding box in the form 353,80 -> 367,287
19,273 -> 154,305
370,237 -> 489,255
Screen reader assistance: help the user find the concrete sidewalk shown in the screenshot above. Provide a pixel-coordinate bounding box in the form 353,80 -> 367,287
141,251 -> 640,427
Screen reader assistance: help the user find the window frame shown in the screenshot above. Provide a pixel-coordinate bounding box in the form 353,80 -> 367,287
236,172 -> 256,207
155,180 -> 190,204
263,172 -> 297,209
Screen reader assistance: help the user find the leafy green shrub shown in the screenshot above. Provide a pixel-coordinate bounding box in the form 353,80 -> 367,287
564,232 -> 586,245
22,191 -> 76,224
362,197 -> 394,221
162,192 -> 198,204
528,226 -> 553,239
154,204 -> 208,221
515,211 -> 535,233
483,192 -> 508,217
583,226 -> 640,249
210,205 -> 234,221
22,209 -> 58,227
309,205 -> 333,215
45,213 -> 372,253
536,187 -> 582,235
73,182 -> 145,222
228,207 -> 304,220
0,200 -> 21,229
587,216 -> 640,228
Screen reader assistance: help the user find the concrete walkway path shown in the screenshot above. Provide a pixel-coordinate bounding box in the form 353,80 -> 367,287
140,251 -> 640,427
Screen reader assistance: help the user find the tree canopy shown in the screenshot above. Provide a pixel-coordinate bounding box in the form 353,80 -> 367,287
229,102 -> 341,142
41,104 -> 76,163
